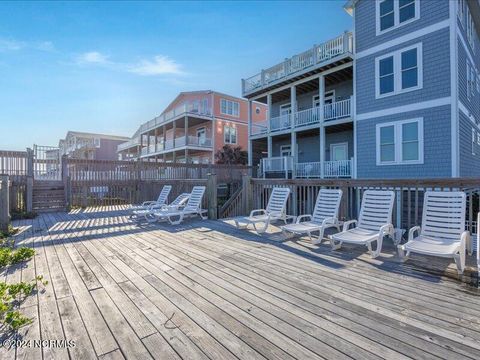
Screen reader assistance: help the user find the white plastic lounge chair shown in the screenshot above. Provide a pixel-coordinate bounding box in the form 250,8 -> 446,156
129,185 -> 172,218
153,186 -> 207,225
139,193 -> 190,223
281,189 -> 342,244
234,187 -> 291,234
329,190 -> 395,258
398,191 -> 471,274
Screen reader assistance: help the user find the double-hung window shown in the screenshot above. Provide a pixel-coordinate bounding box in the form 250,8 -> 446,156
376,43 -> 422,98
220,99 -> 240,117
376,118 -> 423,165
224,125 -> 237,144
377,0 -> 419,35
467,61 -> 476,100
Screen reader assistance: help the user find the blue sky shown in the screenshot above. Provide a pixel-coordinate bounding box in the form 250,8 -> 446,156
0,1 -> 352,150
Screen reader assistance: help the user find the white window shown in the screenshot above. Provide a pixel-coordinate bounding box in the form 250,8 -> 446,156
220,99 -> 240,117
376,118 -> 424,165
467,61 -> 476,100
313,91 -> 335,107
280,145 -> 292,157
196,127 -> 206,145
375,43 -> 423,98
467,6 -> 475,52
376,0 -> 419,35
223,125 -> 237,144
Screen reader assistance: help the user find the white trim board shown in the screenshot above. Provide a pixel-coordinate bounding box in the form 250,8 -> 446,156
357,19 -> 449,59
356,97 -> 451,121
457,25 -> 477,69
459,101 -> 480,129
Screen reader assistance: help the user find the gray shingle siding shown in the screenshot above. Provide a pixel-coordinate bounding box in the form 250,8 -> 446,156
356,28 -> 451,115
356,105 -> 452,178
459,112 -> 480,176
355,0 -> 449,53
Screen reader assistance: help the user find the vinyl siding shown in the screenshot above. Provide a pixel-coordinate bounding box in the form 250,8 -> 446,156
355,0 -> 450,53
459,112 -> 480,176
356,105 -> 451,178
356,28 -> 451,115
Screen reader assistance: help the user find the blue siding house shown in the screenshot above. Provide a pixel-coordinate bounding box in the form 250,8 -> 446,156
243,0 -> 480,179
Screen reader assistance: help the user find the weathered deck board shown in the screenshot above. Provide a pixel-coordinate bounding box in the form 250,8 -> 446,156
1,206 -> 479,360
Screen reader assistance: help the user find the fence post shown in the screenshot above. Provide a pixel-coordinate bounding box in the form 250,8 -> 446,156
207,173 -> 217,220
26,176 -> 33,212
242,175 -> 252,215
26,147 -> 34,177
0,175 -> 10,232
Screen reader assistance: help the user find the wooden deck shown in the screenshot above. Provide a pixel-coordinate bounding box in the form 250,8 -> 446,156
2,206 -> 480,360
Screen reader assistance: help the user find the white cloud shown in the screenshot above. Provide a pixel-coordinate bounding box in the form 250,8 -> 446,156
0,38 -> 25,51
128,55 -> 183,76
35,41 -> 55,52
76,51 -> 109,65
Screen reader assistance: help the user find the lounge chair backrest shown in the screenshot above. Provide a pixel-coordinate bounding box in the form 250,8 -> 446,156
171,193 -> 190,207
312,189 -> 343,224
358,190 -> 395,231
421,191 -> 466,241
266,187 -> 291,217
184,186 -> 206,212
157,185 -> 172,205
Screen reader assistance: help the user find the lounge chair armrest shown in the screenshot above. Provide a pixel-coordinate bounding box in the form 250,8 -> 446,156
321,217 -> 337,226
461,231 -> 472,255
296,215 -> 312,223
249,209 -> 266,217
379,223 -> 394,236
342,220 -> 357,232
408,226 -> 421,240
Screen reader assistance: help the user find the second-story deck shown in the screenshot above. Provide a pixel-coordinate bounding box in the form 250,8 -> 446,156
242,32 -> 353,98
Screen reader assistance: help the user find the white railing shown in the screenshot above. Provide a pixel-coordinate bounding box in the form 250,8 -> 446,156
324,97 -> 352,121
176,136 -> 186,147
270,115 -> 291,131
295,107 -> 321,127
261,156 -> 294,177
137,98 -> 213,134
251,120 -> 268,135
118,136 -> 140,152
261,158 -> 353,178
187,136 -> 212,147
243,31 -> 353,94
164,139 -> 174,150
140,147 -> 148,156
295,162 -> 322,178
324,159 -> 352,178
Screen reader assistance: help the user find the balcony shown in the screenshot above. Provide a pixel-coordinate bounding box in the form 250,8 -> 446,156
252,98 -> 352,136
139,136 -> 213,157
260,157 -> 353,178
138,99 -> 212,135
242,32 -> 353,96
118,136 -> 140,152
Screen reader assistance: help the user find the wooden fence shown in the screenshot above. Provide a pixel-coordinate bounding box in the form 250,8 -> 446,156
0,150 -> 32,213
64,158 -> 255,209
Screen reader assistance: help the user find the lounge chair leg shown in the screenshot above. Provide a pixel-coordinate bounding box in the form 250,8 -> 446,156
311,228 -> 324,245
397,245 -> 408,261
454,244 -> 466,275
367,236 -> 382,259
254,221 -> 268,234
234,219 -> 248,229
329,237 -> 342,250
282,229 -> 294,240
169,214 -> 184,225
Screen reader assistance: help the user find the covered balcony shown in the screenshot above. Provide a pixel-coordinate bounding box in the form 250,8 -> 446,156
242,31 -> 353,97
260,157 -> 353,178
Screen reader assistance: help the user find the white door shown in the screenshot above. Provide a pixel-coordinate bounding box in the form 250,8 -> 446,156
331,143 -> 348,161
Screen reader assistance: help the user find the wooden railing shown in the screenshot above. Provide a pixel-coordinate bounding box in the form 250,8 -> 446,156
324,159 -> 352,178
0,150 -> 28,176
324,97 -> 352,121
242,31 -> 353,95
294,107 -> 320,127
219,186 -> 243,219
247,178 -> 480,238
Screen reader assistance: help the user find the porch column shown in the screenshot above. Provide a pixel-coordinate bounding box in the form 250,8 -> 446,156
146,131 -> 150,154
290,86 -> 296,129
185,149 -> 189,163
267,136 -> 272,157
162,125 -> 166,152
319,75 -> 325,178
185,116 -> 189,145
173,121 -> 176,148
154,127 -> 159,152
266,94 -> 272,133
247,100 -> 253,166
291,131 -> 297,179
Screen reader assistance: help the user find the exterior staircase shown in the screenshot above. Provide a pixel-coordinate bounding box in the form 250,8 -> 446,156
32,181 -> 66,213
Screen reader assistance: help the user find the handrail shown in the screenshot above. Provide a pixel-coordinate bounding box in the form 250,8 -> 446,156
243,31 -> 353,94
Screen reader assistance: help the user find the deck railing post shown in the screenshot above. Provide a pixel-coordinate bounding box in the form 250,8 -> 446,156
0,174 -> 10,232
26,147 -> 34,177
207,173 -> 217,220
242,175 -> 252,215
26,175 -> 33,212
